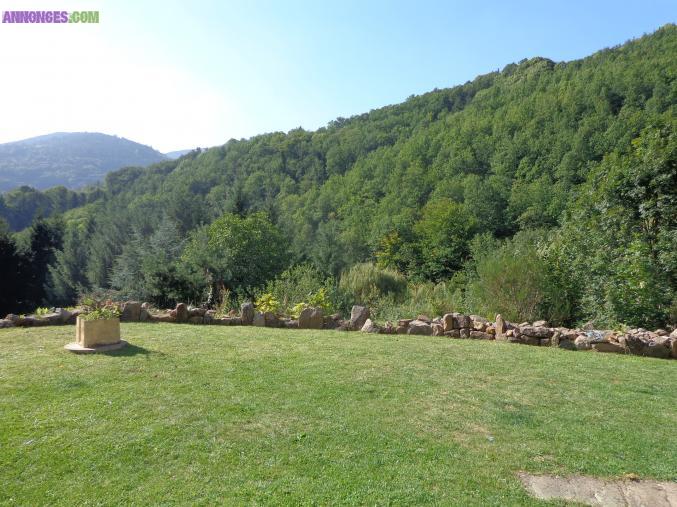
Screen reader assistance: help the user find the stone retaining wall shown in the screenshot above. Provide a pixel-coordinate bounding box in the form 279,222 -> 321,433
1,302 -> 675,360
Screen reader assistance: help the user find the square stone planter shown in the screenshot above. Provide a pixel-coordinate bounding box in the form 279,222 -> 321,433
65,316 -> 127,353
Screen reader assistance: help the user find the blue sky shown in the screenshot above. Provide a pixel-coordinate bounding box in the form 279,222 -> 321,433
0,0 -> 673,151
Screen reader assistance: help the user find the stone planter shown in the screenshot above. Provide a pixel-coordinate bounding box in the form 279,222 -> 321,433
65,316 -> 127,353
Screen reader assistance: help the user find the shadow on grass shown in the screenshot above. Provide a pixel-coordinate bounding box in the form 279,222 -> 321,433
102,343 -> 155,357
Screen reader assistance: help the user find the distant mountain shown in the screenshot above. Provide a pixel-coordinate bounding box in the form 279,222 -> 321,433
164,149 -> 194,159
0,132 -> 167,192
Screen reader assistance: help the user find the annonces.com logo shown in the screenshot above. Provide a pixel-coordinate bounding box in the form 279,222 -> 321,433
2,10 -> 99,23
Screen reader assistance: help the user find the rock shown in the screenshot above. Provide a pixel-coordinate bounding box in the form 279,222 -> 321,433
253,312 -> 265,327
454,313 -> 472,329
575,335 -> 592,350
139,308 -> 150,322
40,312 -> 65,325
671,329 -> 677,338
382,322 -> 396,334
407,320 -> 433,336
470,331 -> 493,340
120,301 -> 142,322
520,326 -> 553,339
472,321 -> 487,332
506,329 -> 515,337
432,323 -> 444,336
55,308 -> 73,324
151,312 -> 175,323
213,317 -> 231,325
669,337 -> 677,358
495,314 -> 508,339
533,320 -> 549,328
398,319 -> 413,328
518,321 -> 530,327
361,319 -> 380,333
645,339 -> 671,359
522,336 -> 540,346
188,307 -> 206,317
442,313 -> 455,332
240,302 -> 255,325
444,329 -> 461,338
298,307 -> 324,329
486,325 -> 496,335
539,338 -> 551,346
459,328 -> 471,339
284,319 -> 299,329
558,339 -> 576,350
396,325 -> 408,334
175,303 -> 189,323
188,316 -> 204,324
592,342 -> 626,354
0,319 -> 14,328
323,316 -> 340,330
264,312 -> 281,327
5,314 -> 19,323
203,312 -> 214,324
655,329 -> 668,336
350,305 -> 370,331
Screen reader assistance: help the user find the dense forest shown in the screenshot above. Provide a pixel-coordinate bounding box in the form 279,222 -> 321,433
1,25 -> 675,328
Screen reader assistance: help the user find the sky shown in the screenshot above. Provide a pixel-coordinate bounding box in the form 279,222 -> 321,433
0,0 -> 674,153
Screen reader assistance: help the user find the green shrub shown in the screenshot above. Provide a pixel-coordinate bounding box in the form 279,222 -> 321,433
79,296 -> 121,321
34,307 -> 51,317
339,263 -> 407,307
464,231 -> 567,324
262,264 -> 340,316
255,293 -> 280,314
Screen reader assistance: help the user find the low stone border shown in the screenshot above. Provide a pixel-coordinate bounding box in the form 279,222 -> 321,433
2,302 -> 675,360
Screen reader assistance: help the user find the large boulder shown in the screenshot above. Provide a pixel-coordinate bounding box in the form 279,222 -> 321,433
360,319 -> 380,333
407,320 -> 433,336
350,305 -> 370,331
495,314 -> 507,339
592,342 -> 626,354
120,301 -> 142,322
298,307 -> 324,329
240,302 -> 255,325
442,314 -> 455,332
432,323 -> 444,336
175,303 -> 189,323
0,319 -> 14,328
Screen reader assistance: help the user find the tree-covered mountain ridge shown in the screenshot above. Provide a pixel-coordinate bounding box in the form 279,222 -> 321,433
0,132 -> 167,193
2,24 -> 675,329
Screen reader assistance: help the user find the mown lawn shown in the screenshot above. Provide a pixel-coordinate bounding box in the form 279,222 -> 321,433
1,324 -> 675,505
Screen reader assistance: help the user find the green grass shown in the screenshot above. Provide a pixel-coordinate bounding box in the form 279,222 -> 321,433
1,324 -> 675,505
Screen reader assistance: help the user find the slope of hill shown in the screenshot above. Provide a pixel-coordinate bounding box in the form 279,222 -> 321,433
2,25 -> 675,328
0,132 -> 167,192
164,149 -> 195,159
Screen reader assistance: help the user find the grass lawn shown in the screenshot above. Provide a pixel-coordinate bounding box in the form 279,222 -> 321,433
1,324 -> 675,505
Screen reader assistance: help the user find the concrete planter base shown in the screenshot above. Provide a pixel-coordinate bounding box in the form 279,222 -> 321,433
65,316 -> 124,353
64,340 -> 128,354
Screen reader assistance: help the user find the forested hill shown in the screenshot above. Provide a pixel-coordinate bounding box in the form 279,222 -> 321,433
2,24 -> 675,329
0,132 -> 167,192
